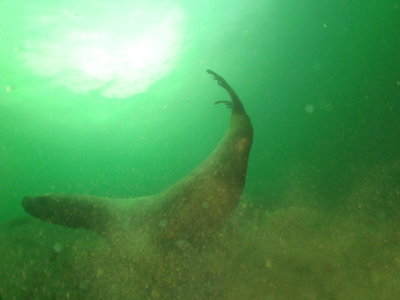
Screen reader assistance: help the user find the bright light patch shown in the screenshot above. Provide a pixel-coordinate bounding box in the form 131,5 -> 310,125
20,1 -> 185,99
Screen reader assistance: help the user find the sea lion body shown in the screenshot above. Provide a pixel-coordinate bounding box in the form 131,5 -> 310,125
22,70 -> 253,247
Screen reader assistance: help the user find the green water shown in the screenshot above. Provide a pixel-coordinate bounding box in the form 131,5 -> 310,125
1,0 -> 400,299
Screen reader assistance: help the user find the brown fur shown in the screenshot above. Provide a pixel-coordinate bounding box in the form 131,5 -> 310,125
22,70 -> 253,247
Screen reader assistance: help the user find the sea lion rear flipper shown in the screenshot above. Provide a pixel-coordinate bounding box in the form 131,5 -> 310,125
22,194 -> 112,234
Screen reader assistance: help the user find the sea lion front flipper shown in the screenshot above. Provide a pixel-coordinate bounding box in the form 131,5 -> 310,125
207,69 -> 245,114
214,100 -> 233,108
22,194 -> 113,234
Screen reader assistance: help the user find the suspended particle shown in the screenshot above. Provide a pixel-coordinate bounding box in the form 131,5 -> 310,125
305,104 -> 315,114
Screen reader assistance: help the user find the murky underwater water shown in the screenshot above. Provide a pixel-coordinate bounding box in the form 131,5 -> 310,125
1,0 -> 400,299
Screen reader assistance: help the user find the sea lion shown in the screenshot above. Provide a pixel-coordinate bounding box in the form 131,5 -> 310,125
22,70 -> 253,246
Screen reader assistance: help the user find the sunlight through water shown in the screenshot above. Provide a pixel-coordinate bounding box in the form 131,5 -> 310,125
19,0 -> 185,99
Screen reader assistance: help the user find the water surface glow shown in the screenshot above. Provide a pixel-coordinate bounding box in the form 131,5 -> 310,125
20,1 -> 185,99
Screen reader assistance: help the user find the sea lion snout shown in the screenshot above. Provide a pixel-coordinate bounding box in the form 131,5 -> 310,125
22,194 -> 62,221
22,196 -> 39,217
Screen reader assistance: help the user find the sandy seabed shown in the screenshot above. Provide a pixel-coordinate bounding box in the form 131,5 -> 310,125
1,163 -> 399,300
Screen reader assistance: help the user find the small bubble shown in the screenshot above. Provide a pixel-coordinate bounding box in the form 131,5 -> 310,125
175,239 -> 192,250
79,280 -> 88,290
151,289 -> 161,298
264,259 -> 272,269
305,104 -> 314,114
202,202 -> 210,209
53,242 -> 64,253
159,219 -> 168,227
